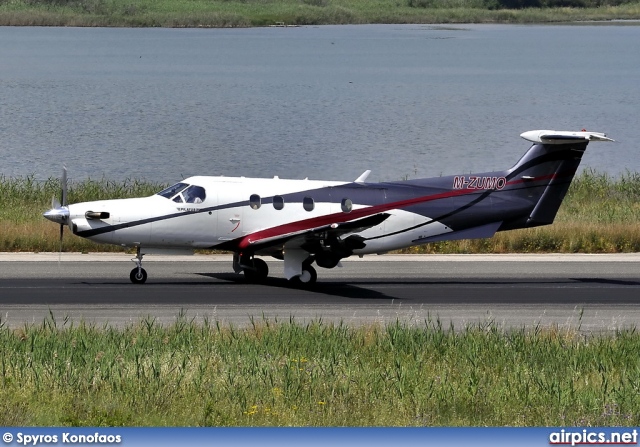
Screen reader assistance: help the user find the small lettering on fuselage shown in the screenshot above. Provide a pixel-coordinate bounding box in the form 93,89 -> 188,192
452,176 -> 507,190
177,207 -> 199,212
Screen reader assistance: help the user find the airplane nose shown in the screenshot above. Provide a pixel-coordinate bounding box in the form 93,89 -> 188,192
43,207 -> 70,224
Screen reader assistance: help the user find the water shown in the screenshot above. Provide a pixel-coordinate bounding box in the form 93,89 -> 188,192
1,24 -> 639,184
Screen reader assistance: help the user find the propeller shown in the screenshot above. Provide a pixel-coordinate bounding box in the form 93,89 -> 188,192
43,167 -> 70,258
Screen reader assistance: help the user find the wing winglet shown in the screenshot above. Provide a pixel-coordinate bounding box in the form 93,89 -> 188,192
354,170 -> 371,183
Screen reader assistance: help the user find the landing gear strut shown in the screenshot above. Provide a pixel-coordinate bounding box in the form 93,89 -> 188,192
130,247 -> 147,284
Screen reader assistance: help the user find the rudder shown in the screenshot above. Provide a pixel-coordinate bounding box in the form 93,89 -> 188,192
506,130 -> 614,227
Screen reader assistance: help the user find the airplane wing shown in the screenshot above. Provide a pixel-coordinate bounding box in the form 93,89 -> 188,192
235,213 -> 391,254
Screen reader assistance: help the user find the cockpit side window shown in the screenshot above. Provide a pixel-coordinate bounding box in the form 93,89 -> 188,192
157,183 -> 188,199
183,186 -> 206,204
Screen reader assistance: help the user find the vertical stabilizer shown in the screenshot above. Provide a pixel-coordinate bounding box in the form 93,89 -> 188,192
507,130 -> 613,227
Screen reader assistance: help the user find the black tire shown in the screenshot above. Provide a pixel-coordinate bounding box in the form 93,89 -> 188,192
130,267 -> 147,284
253,258 -> 269,279
290,265 -> 317,286
243,258 -> 269,282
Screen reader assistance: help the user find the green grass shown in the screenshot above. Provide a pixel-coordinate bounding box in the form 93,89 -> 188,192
1,0 -> 640,27
1,314 -> 640,426
1,169 -> 639,253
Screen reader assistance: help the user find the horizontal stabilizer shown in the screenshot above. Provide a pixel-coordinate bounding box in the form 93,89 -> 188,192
520,130 -> 614,144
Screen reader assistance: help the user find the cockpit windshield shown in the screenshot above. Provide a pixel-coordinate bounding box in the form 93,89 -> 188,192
157,183 -> 188,199
156,183 -> 206,204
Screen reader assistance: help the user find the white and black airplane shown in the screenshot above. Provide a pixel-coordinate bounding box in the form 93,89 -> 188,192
44,130 -> 613,285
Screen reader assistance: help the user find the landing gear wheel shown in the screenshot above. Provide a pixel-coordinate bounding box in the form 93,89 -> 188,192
130,267 -> 148,284
253,258 -> 269,278
243,257 -> 269,282
290,265 -> 317,286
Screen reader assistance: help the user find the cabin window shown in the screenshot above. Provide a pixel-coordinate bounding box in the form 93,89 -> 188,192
173,195 -> 183,203
341,198 -> 352,213
250,194 -> 261,210
303,196 -> 314,212
273,195 -> 284,210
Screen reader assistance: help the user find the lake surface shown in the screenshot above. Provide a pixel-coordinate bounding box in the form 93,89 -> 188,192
1,24 -> 638,184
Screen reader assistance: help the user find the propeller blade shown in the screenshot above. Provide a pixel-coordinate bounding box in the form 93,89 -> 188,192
61,166 -> 68,207
44,167 -> 70,266
59,223 -> 64,266
44,167 -> 70,225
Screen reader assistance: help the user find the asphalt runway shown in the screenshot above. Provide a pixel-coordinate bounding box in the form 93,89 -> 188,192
1,253 -> 639,331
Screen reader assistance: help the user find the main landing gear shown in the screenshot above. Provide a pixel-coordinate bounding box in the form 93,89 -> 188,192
130,247 -> 147,284
234,253 -> 269,282
243,257 -> 269,282
290,262 -> 317,285
233,252 -> 318,285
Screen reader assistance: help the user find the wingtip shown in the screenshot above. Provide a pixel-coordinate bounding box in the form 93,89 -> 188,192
355,170 -> 371,183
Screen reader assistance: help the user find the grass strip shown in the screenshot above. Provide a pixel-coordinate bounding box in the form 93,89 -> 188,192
1,169 -> 639,253
1,313 -> 639,426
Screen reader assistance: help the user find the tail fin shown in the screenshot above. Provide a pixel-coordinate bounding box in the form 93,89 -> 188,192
505,130 -> 614,227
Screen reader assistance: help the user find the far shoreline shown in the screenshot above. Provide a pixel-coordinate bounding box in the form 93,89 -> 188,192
1,2 -> 640,28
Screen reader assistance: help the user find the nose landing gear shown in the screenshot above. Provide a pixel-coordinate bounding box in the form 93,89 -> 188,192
130,247 -> 147,284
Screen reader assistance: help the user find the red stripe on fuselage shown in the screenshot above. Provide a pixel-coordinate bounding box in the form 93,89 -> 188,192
236,171 -> 571,250
237,188 -> 472,250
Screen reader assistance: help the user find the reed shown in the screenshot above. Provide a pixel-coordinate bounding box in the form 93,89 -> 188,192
1,315 -> 639,426
1,0 -> 639,27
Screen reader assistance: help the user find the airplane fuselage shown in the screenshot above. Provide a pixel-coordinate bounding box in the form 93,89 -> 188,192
68,176 -> 452,254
